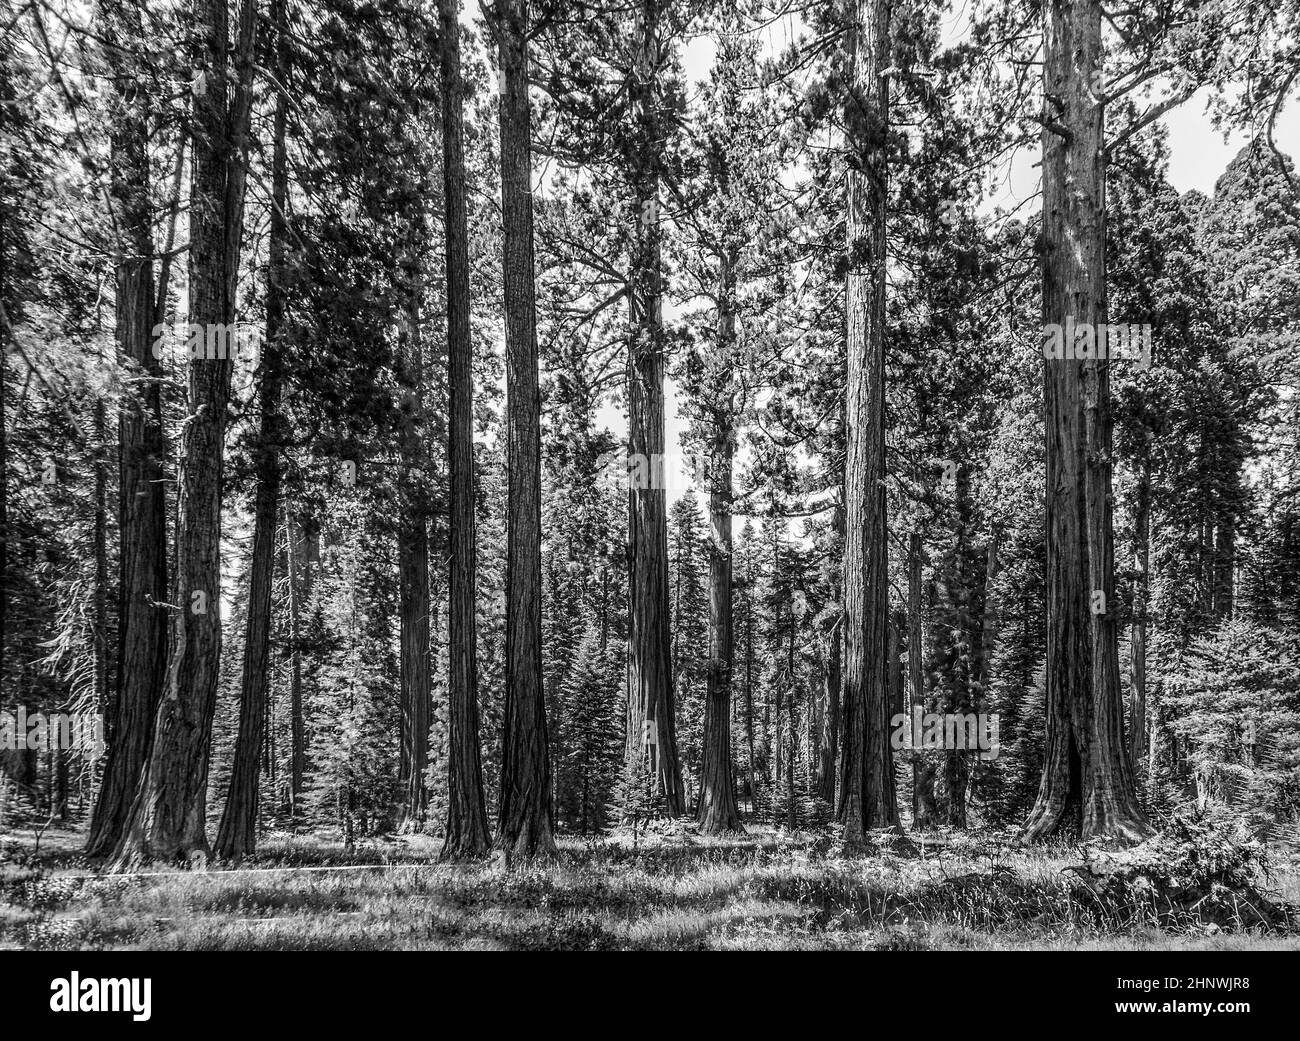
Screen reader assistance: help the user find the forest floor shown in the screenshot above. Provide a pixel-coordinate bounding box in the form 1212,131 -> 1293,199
2,824 -> 1298,951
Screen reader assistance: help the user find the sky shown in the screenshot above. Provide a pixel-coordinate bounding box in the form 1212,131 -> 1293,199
600,23 -> 1300,510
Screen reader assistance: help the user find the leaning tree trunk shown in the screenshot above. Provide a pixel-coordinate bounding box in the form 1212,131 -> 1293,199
113,0 -> 255,867
697,251 -> 743,834
86,0 -> 169,859
216,0 -> 289,858
837,0 -> 898,843
624,0 -> 685,816
1023,0 -> 1149,844
496,0 -> 555,858
440,0 -> 491,859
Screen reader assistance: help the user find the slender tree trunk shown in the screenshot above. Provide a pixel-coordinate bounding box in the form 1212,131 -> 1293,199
1128,449 -> 1149,774
396,248 -> 431,832
837,0 -> 898,843
0,222 -> 6,697
0,297 -> 6,711
440,0 -> 491,858
771,535 -> 784,797
743,570 -> 756,813
817,555 -> 842,805
216,1 -> 288,858
972,532 -> 998,809
907,532 -> 936,828
86,0 -> 169,858
624,0 -> 685,816
496,0 -> 555,858
93,394 -> 109,726
84,393 -> 108,820
1024,0 -> 1149,844
698,256 -> 741,832
285,512 -> 307,816
940,468 -> 978,829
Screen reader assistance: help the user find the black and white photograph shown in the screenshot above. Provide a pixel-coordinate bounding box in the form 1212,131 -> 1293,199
0,0 -> 1298,984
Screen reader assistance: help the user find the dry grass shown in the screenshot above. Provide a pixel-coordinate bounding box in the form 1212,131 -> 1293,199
2,825 -> 1297,950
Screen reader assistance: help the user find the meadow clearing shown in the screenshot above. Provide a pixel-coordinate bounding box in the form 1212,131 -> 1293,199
3,824 -> 1297,951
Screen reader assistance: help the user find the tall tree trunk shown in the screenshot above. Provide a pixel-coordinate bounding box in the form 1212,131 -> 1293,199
440,0 -> 491,858
624,0 -> 685,816
1024,0 -> 1149,844
216,0 -> 288,858
837,0 -> 898,843
697,255 -> 742,833
940,468 -> 978,828
771,534 -> 783,797
743,567 -> 757,813
0,223 -> 6,697
397,249 -> 431,832
113,0 -> 255,866
1128,449 -> 1149,774
286,511 -> 307,816
496,0 -> 555,857
908,532 -> 937,828
86,0 -> 170,858
817,569 -> 842,805
93,394 -> 109,734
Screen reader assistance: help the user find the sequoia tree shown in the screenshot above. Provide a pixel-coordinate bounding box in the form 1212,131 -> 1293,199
837,0 -> 899,842
86,0 -> 169,858
496,0 -> 556,858
440,0 -> 491,858
1023,0 -> 1150,843
114,0 -> 256,865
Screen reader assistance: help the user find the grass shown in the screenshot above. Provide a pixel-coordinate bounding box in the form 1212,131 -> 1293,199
2,824 -> 1298,950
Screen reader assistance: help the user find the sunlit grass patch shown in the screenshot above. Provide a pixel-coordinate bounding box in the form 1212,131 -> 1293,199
2,824 -> 1297,950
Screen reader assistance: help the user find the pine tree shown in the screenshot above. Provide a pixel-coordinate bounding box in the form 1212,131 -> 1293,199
557,630 -> 623,834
